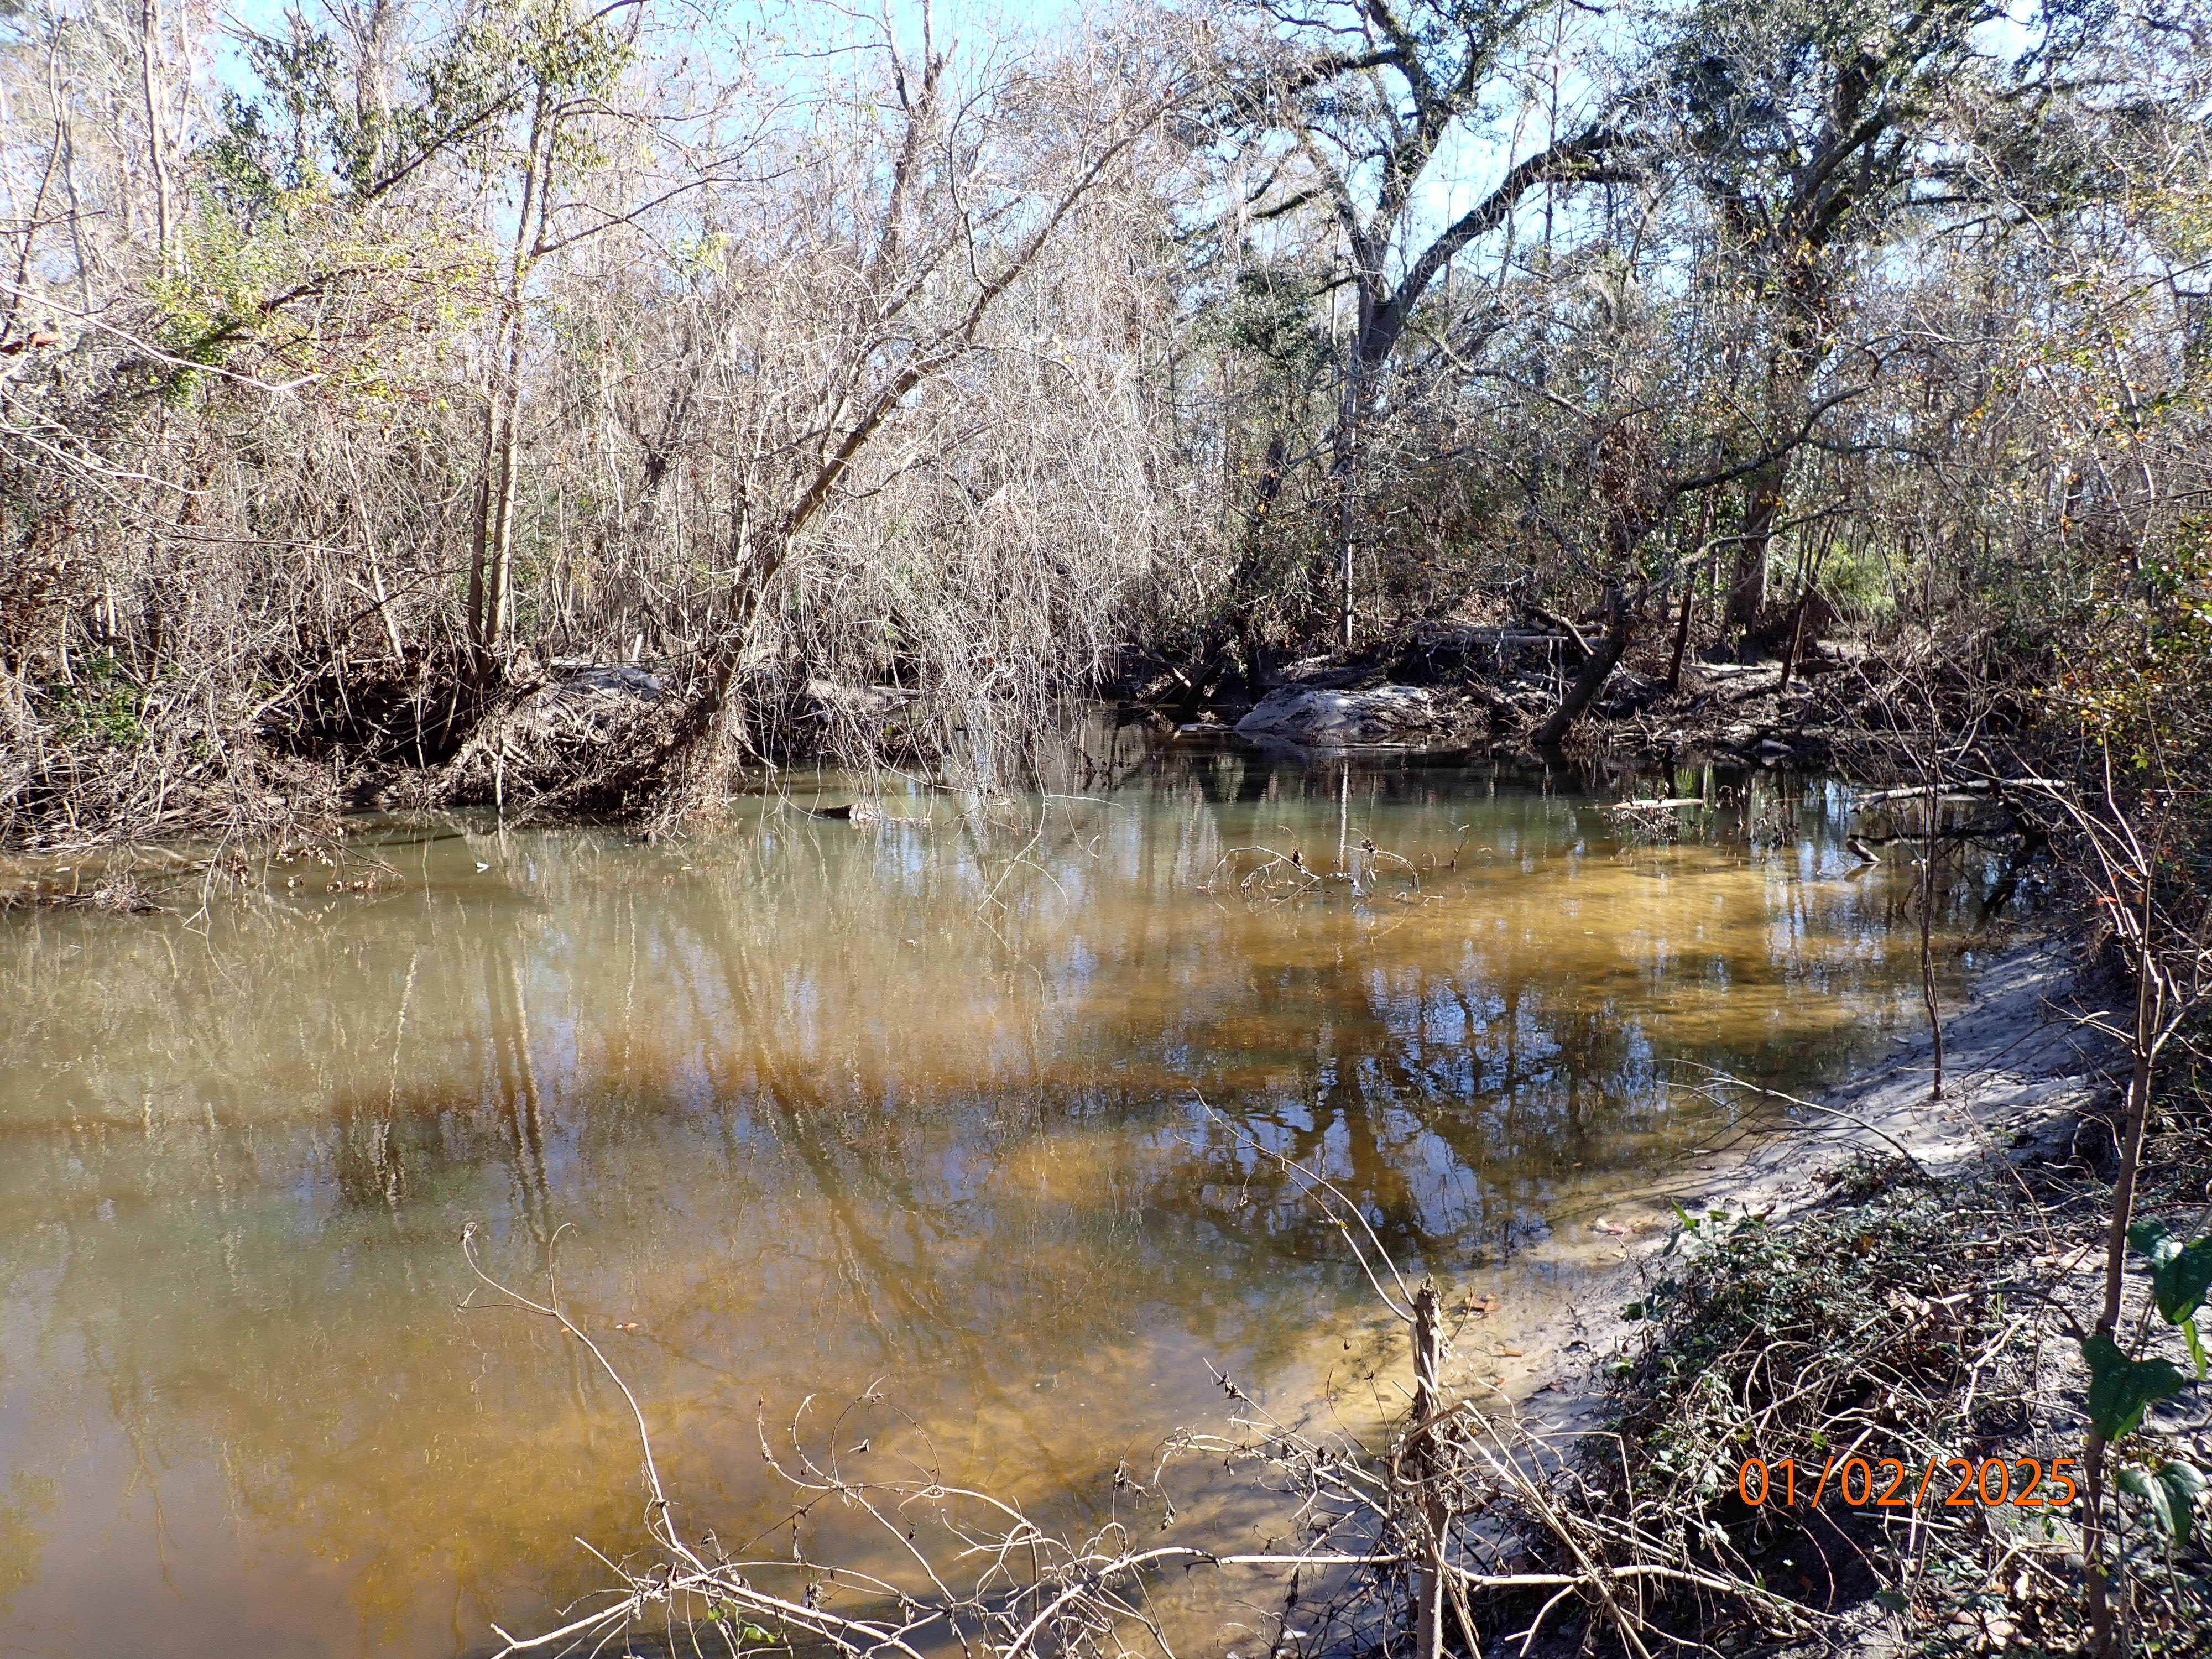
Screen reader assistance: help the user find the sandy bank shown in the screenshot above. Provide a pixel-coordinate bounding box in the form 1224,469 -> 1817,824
1481,928 -> 2120,1425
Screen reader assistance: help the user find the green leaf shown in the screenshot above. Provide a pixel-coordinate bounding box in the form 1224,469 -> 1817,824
2130,1219 -> 2181,1268
2187,1317 -> 2209,1381
2162,1462 -> 2209,1547
2118,1464 -> 2160,1517
2084,1334 -> 2190,1439
2153,1238 -> 2212,1327
2119,1462 -> 2208,1546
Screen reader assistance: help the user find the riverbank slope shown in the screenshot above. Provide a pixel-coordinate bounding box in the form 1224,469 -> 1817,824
1463,932 -> 2212,1655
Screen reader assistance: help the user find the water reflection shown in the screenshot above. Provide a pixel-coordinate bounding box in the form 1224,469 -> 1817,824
0,753 -> 1988,1656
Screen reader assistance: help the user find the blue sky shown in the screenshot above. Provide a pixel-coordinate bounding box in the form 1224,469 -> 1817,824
206,0 -> 2051,291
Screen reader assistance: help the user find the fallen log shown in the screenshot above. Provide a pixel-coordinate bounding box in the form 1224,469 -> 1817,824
1530,586 -> 1630,747
1520,603 -> 1593,662
1852,778 -> 2070,808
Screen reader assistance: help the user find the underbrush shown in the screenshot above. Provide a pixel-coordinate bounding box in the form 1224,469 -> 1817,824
1609,1171 -> 2075,1651
1496,1155 -> 2212,1656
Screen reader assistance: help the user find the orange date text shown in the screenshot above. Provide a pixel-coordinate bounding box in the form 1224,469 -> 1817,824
1735,1455 -> 2078,1510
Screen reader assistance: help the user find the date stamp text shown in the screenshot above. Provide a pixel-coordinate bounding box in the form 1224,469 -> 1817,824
1736,1455 -> 2079,1510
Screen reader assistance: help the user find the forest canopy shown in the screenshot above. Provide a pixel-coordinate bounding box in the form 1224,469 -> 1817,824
0,0 -> 2205,842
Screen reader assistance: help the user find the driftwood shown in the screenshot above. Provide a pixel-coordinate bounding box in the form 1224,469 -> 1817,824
1853,777 -> 2069,808
1443,629 -> 1578,646
1520,603 -> 1593,662
1408,1280 -> 1448,1659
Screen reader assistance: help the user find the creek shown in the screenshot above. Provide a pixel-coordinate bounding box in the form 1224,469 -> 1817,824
0,745 -> 1996,1656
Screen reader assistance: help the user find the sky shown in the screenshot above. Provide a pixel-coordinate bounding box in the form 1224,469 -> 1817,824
202,0 -> 2052,294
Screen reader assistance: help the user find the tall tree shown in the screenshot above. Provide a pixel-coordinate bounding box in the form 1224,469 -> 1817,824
1662,0 -> 1999,634
645,4 -> 1191,817
1212,0 -> 1631,642
212,0 -> 646,656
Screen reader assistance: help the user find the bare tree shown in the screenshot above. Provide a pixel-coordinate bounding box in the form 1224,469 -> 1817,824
636,4 -> 1194,816
1204,0 -> 1630,644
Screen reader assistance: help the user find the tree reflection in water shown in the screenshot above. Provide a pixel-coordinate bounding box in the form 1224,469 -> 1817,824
0,753 -> 2001,1657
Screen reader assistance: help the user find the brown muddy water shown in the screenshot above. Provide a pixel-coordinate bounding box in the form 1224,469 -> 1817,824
0,748 -> 2003,1657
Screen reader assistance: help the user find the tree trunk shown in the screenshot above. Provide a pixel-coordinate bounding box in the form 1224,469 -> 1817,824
1531,586 -> 1630,747
138,0 -> 175,268
481,401 -> 522,649
1725,335 -> 1817,634
1329,259 -> 1395,649
1665,580 -> 1695,692
469,84 -> 551,659
650,539 -> 785,828
1724,455 -> 1784,630
1330,363 -> 1366,649
1335,416 -> 1357,648
466,418 -> 492,648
